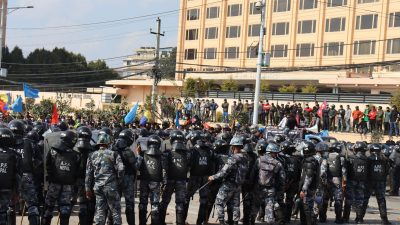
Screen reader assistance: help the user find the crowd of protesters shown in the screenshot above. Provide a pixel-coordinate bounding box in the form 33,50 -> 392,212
159,97 -> 400,138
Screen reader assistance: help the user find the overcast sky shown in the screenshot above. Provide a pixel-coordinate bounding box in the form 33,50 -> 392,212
7,0 -> 180,67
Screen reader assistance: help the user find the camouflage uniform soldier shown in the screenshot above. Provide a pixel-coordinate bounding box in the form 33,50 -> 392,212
253,142 -> 286,225
314,142 -> 329,222
208,136 -> 249,225
74,126 -> 95,225
0,128 -> 20,225
343,142 -> 368,224
42,131 -> 80,225
8,120 -> 40,225
362,144 -> 392,225
85,132 -> 124,225
159,130 -> 190,225
136,135 -> 166,225
112,129 -> 137,225
298,141 -> 319,225
325,142 -> 347,224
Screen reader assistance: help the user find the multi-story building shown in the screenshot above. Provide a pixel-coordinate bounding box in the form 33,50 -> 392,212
176,0 -> 400,93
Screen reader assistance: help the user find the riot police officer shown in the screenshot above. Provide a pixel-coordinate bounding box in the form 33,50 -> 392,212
362,144 -> 392,225
0,128 -> 20,225
113,129 -> 137,225
74,126 -> 95,225
136,134 -> 166,225
209,136 -> 249,225
8,119 -> 40,225
343,141 -> 368,224
184,130 -> 214,225
43,130 -> 80,225
389,144 -> 400,196
298,141 -> 319,225
85,132 -> 124,225
253,142 -> 286,225
314,142 -> 329,223
159,130 -> 190,225
280,140 -> 302,223
325,141 -> 347,223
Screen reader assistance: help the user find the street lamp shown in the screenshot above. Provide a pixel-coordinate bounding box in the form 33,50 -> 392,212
252,0 -> 266,125
0,1 -> 34,77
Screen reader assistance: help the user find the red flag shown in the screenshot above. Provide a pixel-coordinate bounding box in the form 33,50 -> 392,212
317,100 -> 327,118
0,99 -> 8,115
51,103 -> 58,125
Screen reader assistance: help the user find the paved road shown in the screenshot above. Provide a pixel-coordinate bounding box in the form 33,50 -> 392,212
15,194 -> 399,225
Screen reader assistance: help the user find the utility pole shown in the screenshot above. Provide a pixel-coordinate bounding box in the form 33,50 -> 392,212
252,0 -> 266,125
0,0 -> 8,77
150,17 -> 164,118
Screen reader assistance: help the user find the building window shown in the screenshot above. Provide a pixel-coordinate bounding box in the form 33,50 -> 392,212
247,46 -> 258,58
356,14 -> 378,29
273,0 -> 291,12
270,44 -> 288,57
272,22 -> 290,35
184,49 -> 197,60
204,48 -> 217,59
184,68 -> 196,72
205,27 -> 218,39
323,42 -> 344,56
357,0 -> 379,3
250,2 -> 262,15
353,40 -> 376,55
296,43 -> 315,57
206,6 -> 219,19
185,29 -> 198,40
187,9 -> 199,20
203,68 -> 215,72
228,4 -> 242,17
325,17 -> 346,32
299,0 -> 318,10
226,26 -> 241,38
387,38 -> 400,54
225,47 -> 240,59
248,24 -> 261,37
389,12 -> 400,27
298,20 -> 316,34
327,0 -> 347,7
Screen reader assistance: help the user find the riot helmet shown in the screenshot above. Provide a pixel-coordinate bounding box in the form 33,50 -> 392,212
0,128 -> 15,147
190,130 -> 204,144
60,130 -> 78,148
33,124 -> 45,137
353,141 -> 367,152
280,140 -> 296,155
230,135 -> 243,146
256,140 -> 268,155
57,121 -> 68,131
297,140 -> 316,157
97,133 -> 111,146
394,145 -> 400,153
26,130 -> 40,143
315,142 -> 329,153
118,129 -> 135,146
162,121 -> 170,130
8,119 -> 25,137
147,135 -> 162,155
213,139 -> 229,154
369,143 -> 381,153
266,141 -> 280,153
329,141 -> 342,153
76,126 -> 92,140
112,126 -> 122,140
273,134 -> 286,144
170,130 -> 185,144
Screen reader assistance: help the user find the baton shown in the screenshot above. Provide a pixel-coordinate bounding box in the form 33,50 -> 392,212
19,204 -> 26,225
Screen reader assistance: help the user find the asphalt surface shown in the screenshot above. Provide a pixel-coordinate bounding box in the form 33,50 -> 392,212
15,193 -> 400,225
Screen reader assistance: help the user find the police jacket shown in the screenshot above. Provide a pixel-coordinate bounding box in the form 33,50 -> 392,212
389,150 -> 400,167
211,152 -> 248,186
367,153 -> 391,182
299,156 -> 320,192
85,146 -> 124,191
0,147 -> 21,190
252,154 -> 286,192
12,138 -> 35,174
164,149 -> 191,181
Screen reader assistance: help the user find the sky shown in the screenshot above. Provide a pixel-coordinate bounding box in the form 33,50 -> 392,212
7,0 -> 180,67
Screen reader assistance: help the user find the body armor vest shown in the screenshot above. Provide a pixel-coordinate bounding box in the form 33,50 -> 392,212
50,149 -> 80,185
167,150 -> 188,180
0,149 -> 16,189
190,146 -> 212,176
327,153 -> 342,177
142,154 -> 162,182
348,155 -> 368,181
369,157 -> 387,182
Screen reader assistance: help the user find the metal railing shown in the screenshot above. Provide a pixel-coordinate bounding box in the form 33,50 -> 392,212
181,91 -> 392,104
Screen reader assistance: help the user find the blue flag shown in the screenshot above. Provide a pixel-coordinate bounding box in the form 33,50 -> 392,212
11,96 -> 23,113
124,101 -> 139,124
23,83 -> 39,98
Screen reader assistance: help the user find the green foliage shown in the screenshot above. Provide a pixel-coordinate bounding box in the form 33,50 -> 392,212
56,94 -> 72,116
301,83 -> 318,93
391,89 -> 400,109
221,77 -> 239,91
370,130 -> 383,143
261,80 -> 270,92
2,47 -> 118,87
278,84 -> 297,93
159,47 -> 177,79
236,112 -> 249,126
31,99 -> 54,120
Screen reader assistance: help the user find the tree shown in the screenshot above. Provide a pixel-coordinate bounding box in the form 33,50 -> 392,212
391,89 -> 400,109
56,93 -> 72,116
159,47 -> 177,80
31,99 -> 54,120
278,84 -> 297,93
301,83 -> 318,93
183,78 -> 197,97
261,80 -> 270,92
221,77 -> 239,91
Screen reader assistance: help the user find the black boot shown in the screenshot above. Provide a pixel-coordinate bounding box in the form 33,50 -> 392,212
78,211 -> 88,225
126,208 -> 135,225
219,221 -> 227,225
28,215 -> 40,225
334,203 -> 343,224
176,213 -> 185,225
151,211 -> 160,225
342,204 -> 351,223
7,207 -> 16,225
139,210 -> 147,225
41,217 -> 52,225
196,203 -> 207,225
59,214 -> 70,225
378,201 -> 391,225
